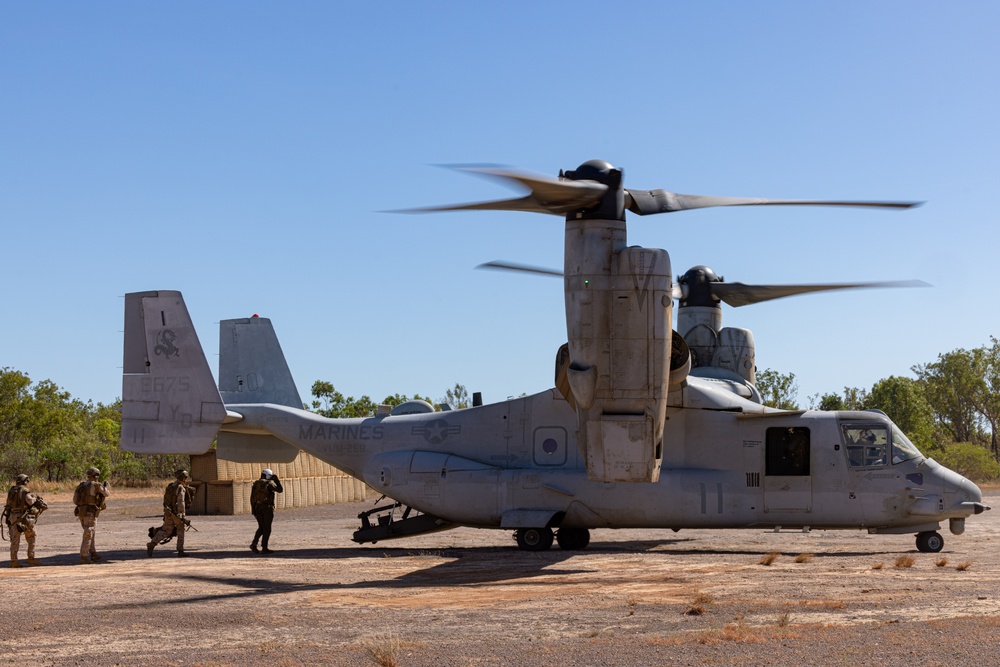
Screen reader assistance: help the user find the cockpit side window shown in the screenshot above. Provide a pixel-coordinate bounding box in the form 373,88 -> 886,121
765,426 -> 810,476
842,424 -> 889,468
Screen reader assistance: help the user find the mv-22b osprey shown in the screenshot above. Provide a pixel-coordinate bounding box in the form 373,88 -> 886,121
120,160 -> 989,553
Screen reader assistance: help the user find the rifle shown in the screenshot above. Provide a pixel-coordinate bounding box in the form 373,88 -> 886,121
0,507 -> 8,541
164,505 -> 199,532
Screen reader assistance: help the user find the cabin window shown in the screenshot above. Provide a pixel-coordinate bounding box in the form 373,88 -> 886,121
765,427 -> 810,476
842,424 -> 889,468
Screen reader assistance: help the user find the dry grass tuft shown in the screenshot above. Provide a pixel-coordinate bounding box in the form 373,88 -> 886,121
872,562 -> 884,570
695,617 -> 795,645
797,599 -> 845,610
361,632 -> 401,667
894,555 -> 916,569
793,553 -> 813,563
955,561 -> 972,571
935,558 -> 949,568
758,551 -> 780,566
257,641 -> 283,654
684,593 -> 714,616
776,611 -> 791,627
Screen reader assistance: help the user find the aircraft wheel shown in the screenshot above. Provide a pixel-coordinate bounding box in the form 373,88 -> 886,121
556,527 -> 590,550
515,527 -> 554,551
916,531 -> 944,553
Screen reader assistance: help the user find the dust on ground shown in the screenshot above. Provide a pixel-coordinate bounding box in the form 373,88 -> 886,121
1,487 -> 998,666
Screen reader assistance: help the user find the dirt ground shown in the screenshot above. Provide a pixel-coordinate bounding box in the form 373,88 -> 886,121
1,487 -> 999,667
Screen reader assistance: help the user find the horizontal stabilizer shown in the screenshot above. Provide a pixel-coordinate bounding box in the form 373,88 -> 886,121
120,291 -> 225,454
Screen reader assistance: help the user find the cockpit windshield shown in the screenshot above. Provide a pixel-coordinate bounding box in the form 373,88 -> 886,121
890,424 -> 923,464
842,423 -> 924,467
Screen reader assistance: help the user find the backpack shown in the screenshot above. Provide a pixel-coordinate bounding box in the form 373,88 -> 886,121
73,482 -> 88,507
250,479 -> 270,507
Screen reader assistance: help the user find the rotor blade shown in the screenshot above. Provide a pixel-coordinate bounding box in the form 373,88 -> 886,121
479,262 -> 690,302
477,260 -> 563,277
401,196 -> 564,215
713,279 -> 930,308
626,189 -> 923,215
398,166 -> 608,216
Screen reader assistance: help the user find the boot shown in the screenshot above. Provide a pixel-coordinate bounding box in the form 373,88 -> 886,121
176,551 -> 187,557
11,559 -> 22,568
250,543 -> 259,553
146,542 -> 154,557
26,558 -> 42,566
89,553 -> 102,562
80,555 -> 90,564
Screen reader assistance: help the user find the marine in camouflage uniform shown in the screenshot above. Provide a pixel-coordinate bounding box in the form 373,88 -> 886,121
74,467 -> 111,564
4,474 -> 43,568
147,469 -> 195,557
250,468 -> 283,554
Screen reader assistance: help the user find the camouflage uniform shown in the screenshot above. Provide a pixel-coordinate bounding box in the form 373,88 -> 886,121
4,475 -> 42,567
250,469 -> 283,554
147,470 -> 195,557
74,467 -> 110,563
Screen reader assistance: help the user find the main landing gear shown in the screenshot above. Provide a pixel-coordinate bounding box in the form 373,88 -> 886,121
915,531 -> 944,553
514,527 -> 591,551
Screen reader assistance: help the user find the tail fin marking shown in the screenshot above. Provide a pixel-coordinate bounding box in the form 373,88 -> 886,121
120,290 -> 225,454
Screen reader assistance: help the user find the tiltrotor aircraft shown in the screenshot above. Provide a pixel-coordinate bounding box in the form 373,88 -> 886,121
120,159 -> 989,553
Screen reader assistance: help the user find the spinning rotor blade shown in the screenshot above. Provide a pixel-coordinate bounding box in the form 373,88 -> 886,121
477,260 -> 563,277
400,166 -> 608,216
479,260 -> 688,300
713,279 -> 930,308
626,190 -> 923,216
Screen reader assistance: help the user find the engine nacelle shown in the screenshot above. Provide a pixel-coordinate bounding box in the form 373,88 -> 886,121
564,237 -> 673,483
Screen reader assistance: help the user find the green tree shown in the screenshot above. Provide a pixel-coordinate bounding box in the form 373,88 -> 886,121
755,369 -> 799,410
975,337 -> 1000,457
809,386 -> 868,411
310,380 -> 378,418
866,376 -> 936,450
913,349 -> 986,445
925,442 -> 1000,482
442,383 -> 470,409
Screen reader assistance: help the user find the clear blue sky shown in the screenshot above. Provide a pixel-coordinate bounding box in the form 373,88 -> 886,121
2,2 -> 998,409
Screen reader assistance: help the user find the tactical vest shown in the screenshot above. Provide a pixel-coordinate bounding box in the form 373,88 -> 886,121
164,482 -> 189,513
75,481 -> 105,507
250,479 -> 272,508
6,485 -> 30,512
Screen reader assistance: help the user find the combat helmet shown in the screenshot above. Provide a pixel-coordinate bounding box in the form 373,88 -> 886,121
175,469 -> 189,480
86,467 -> 101,478
15,474 -> 29,485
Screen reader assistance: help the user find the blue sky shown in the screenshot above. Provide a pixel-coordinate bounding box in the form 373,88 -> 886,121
2,2 -> 998,409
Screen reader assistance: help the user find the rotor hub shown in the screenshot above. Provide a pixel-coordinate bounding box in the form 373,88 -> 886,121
562,160 -> 625,221
679,265 -> 724,308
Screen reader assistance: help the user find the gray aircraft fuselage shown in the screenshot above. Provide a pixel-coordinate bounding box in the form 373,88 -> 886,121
221,381 -> 983,538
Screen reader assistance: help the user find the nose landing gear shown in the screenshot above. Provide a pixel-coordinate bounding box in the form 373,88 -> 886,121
915,530 -> 944,553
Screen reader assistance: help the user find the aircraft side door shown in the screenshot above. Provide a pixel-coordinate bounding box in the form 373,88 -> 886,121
763,426 -> 812,512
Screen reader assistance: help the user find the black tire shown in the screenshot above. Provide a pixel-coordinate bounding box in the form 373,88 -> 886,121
556,527 -> 591,550
515,527 -> 554,551
916,531 -> 944,553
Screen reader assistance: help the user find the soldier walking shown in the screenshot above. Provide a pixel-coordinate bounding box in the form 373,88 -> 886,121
147,469 -> 195,557
250,468 -> 283,554
3,474 -> 44,568
74,467 -> 111,563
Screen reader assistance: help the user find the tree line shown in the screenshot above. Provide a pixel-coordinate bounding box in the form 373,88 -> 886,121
4,336 -> 1000,485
